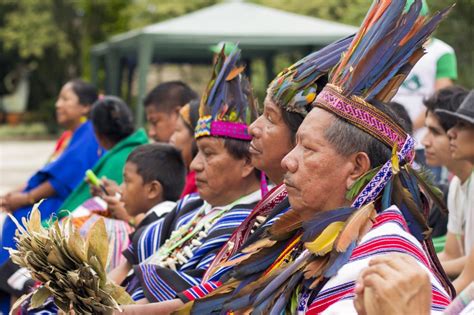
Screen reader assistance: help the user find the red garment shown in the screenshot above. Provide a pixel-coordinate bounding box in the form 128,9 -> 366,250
180,171 -> 197,198
49,130 -> 73,162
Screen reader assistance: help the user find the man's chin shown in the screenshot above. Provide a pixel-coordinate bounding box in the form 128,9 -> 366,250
250,157 -> 267,172
287,195 -> 302,211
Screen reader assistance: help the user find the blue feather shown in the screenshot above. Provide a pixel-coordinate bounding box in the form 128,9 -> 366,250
399,171 -> 422,208
382,178 -> 393,210
191,294 -> 231,315
269,293 -> 288,315
301,207 -> 355,242
398,203 -> 424,242
222,293 -> 252,313
252,251 -> 310,306
323,241 -> 357,278
228,241 -> 288,281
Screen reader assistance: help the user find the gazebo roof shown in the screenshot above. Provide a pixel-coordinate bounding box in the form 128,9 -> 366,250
91,0 -> 359,126
92,0 -> 357,59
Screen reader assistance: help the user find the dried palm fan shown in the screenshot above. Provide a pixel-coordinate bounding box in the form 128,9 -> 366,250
7,201 -> 134,314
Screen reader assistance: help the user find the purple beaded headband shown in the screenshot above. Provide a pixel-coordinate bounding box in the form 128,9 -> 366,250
195,116 -> 252,141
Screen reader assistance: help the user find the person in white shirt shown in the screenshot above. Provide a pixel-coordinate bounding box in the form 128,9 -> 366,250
421,87 -> 473,277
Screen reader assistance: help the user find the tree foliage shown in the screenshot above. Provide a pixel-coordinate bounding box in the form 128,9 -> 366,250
0,0 -> 472,118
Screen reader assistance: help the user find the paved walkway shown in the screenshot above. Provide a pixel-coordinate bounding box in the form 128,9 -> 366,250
0,140 -> 55,195
0,140 -> 55,228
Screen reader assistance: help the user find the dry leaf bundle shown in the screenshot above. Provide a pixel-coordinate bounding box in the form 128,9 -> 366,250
7,202 -> 134,314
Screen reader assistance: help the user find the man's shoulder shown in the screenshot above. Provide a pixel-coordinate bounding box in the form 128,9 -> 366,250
177,193 -> 203,210
352,206 -> 429,264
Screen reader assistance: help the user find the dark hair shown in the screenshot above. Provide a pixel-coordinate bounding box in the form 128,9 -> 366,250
281,110 -> 305,143
388,101 -> 413,134
143,81 -> 198,112
127,144 -> 186,202
423,86 -> 469,131
323,101 -> 409,168
223,138 -> 251,161
91,96 -> 135,144
68,79 -> 98,106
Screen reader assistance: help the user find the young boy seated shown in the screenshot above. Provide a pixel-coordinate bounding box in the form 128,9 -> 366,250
103,143 -> 187,265
87,81 -> 198,203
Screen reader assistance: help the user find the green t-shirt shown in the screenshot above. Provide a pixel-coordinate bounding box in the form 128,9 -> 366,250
436,52 -> 458,79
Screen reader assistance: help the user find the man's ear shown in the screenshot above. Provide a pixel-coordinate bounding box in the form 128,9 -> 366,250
346,152 -> 371,191
240,156 -> 256,179
146,180 -> 163,201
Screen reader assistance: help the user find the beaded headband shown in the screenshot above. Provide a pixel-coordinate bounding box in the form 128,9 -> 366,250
195,116 -> 252,141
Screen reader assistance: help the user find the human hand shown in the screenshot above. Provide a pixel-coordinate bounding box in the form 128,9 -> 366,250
2,192 -> 29,213
103,194 -> 131,222
102,178 -> 121,196
0,195 -> 7,212
88,179 -> 104,197
353,253 -> 431,315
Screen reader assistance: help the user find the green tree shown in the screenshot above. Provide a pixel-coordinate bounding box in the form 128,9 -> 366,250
0,0 -> 129,123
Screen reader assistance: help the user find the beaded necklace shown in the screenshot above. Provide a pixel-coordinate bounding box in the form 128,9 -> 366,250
144,193 -> 257,269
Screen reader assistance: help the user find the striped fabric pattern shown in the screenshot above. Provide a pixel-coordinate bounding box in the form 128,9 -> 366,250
128,191 -> 261,303
306,207 -> 451,314
179,200 -> 292,302
136,193 -> 202,264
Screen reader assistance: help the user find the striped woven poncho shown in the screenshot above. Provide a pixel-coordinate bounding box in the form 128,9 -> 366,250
122,190 -> 261,302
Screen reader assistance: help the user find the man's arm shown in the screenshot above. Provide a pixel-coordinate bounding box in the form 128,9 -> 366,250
438,232 -> 464,262
434,78 -> 453,91
441,256 -> 467,278
108,260 -> 132,285
453,247 -> 474,294
438,232 -> 466,277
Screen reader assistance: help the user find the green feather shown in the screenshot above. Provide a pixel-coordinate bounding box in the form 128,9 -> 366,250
345,166 -> 381,201
405,165 -> 447,215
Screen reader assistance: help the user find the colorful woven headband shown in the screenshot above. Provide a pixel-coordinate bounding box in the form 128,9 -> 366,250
352,135 -> 415,208
314,84 -> 409,153
195,116 -> 252,141
195,44 -> 257,142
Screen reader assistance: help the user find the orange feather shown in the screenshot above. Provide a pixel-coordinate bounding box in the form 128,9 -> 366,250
335,202 -> 377,252
226,65 -> 245,81
303,256 -> 330,280
269,209 -> 303,239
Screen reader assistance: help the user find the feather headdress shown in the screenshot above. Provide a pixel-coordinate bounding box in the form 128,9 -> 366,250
268,35 -> 353,116
314,0 -> 452,234
187,2 -> 454,313
195,44 -> 258,141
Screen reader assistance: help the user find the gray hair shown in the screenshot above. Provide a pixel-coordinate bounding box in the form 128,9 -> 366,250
323,101 -> 409,168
